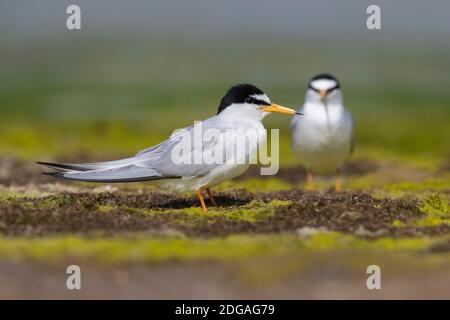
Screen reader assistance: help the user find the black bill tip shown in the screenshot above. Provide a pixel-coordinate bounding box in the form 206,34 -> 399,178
295,112 -> 304,115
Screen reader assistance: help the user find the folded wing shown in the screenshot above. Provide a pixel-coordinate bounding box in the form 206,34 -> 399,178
37,119 -> 227,183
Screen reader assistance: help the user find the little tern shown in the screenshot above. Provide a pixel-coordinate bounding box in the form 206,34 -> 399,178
291,74 -> 354,191
38,84 -> 300,211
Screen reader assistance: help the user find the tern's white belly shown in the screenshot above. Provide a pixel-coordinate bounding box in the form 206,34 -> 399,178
292,103 -> 353,174
153,163 -> 250,192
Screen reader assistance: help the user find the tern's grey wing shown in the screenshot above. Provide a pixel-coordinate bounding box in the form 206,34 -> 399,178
349,112 -> 356,154
39,118 -> 227,182
140,119 -> 226,178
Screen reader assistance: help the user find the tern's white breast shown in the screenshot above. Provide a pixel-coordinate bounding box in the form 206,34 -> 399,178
292,102 -> 353,173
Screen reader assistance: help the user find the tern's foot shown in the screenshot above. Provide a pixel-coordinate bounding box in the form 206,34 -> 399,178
335,169 -> 342,192
306,171 -> 314,191
206,188 -> 218,206
197,190 -> 208,212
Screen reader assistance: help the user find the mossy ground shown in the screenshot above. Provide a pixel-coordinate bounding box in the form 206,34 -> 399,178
0,156 -> 448,262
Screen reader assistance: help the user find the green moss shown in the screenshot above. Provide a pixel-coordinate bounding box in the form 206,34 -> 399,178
0,190 -> 43,202
35,193 -> 66,209
386,194 -> 450,228
110,200 -> 292,223
346,173 -> 450,200
1,192 -> 65,209
392,220 -> 407,228
0,235 -> 291,263
0,232 -> 445,264
387,179 -> 450,193
97,204 -> 118,213
421,194 -> 450,217
217,200 -> 292,222
304,232 -> 443,252
416,215 -> 450,227
415,194 -> 450,227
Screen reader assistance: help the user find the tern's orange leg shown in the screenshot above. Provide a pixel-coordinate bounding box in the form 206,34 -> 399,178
206,188 -> 218,206
335,168 -> 342,192
307,170 -> 314,191
197,190 -> 207,212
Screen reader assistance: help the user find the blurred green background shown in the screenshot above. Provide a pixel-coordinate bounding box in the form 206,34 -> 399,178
0,0 -> 449,168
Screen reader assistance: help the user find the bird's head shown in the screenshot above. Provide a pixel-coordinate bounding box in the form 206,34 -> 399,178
217,83 -> 300,121
306,74 -> 343,105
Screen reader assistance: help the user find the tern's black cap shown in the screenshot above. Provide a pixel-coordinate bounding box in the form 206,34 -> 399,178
308,73 -> 341,91
217,84 -> 269,114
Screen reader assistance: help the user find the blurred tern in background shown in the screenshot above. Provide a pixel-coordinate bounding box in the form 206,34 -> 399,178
291,74 -> 354,191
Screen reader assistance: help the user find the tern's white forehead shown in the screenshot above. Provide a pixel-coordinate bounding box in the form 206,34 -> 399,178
310,79 -> 338,91
250,93 -> 271,104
